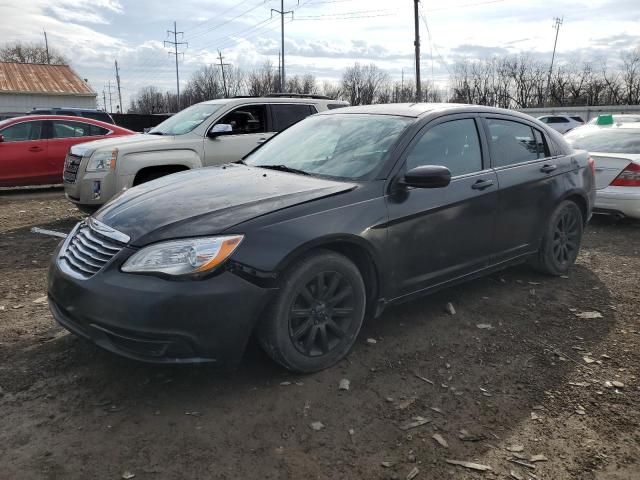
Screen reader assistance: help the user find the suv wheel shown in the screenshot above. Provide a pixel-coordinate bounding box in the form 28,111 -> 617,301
531,200 -> 583,276
257,250 -> 366,373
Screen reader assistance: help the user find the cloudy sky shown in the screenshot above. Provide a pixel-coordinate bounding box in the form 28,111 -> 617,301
1,0 -> 639,110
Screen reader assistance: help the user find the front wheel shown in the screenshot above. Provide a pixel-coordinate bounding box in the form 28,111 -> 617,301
531,200 -> 584,276
256,250 -> 366,373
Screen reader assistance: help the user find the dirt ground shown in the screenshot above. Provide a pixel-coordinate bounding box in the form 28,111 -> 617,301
0,188 -> 638,480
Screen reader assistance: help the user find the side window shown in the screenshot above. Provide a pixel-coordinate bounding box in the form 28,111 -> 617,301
215,105 -> 267,134
548,117 -> 569,124
51,121 -> 92,139
487,119 -> 539,167
89,124 -> 110,136
406,119 -> 483,176
327,103 -> 347,110
271,104 -> 312,132
533,129 -> 549,158
0,121 -> 43,142
539,117 -> 549,124
58,111 -> 76,116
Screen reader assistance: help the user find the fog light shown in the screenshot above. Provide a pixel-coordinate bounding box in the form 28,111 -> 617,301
92,180 -> 101,200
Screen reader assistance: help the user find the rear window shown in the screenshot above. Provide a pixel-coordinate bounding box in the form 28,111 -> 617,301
570,116 -> 584,123
547,117 -> 570,124
565,128 -> 640,154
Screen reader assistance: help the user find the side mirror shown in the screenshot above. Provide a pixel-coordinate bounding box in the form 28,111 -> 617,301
207,123 -> 233,138
402,165 -> 451,188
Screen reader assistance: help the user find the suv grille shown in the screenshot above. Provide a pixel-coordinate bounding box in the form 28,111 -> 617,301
60,223 -> 125,279
63,153 -> 82,183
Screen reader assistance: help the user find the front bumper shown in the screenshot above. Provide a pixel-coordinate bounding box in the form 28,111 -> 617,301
595,186 -> 640,219
47,243 -> 276,365
65,169 -> 121,207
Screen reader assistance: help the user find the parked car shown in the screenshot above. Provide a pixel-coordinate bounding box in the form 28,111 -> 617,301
62,95 -> 348,211
587,114 -> 640,125
48,103 -> 594,372
0,115 -> 134,187
565,123 -> 640,219
537,114 -> 584,133
29,107 -> 115,124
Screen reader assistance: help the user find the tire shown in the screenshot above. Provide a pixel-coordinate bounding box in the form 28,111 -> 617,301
256,250 -> 366,373
530,200 -> 584,276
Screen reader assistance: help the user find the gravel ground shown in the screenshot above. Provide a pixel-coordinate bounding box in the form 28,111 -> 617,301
0,189 -> 638,480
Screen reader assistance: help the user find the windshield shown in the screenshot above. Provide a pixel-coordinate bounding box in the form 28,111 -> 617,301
149,103 -> 222,135
565,128 -> 640,154
245,114 -> 413,180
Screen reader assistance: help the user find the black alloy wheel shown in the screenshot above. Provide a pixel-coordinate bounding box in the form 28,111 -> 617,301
257,250 -> 366,373
531,200 -> 584,276
289,271 -> 355,357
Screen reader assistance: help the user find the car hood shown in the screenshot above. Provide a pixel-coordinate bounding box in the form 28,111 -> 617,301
94,164 -> 356,246
70,133 -> 181,156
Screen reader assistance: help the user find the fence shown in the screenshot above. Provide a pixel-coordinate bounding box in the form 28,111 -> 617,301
111,113 -> 171,132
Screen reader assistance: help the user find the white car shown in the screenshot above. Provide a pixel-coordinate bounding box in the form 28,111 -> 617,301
565,124 -> 640,219
537,114 -> 584,134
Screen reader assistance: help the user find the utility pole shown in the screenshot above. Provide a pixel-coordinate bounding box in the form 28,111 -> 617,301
164,21 -> 188,111
271,1 -> 298,93
414,0 -> 422,102
546,16 -> 563,106
216,50 -> 231,98
114,60 -> 123,113
43,31 -> 50,64
106,81 -> 114,113
102,89 -> 107,112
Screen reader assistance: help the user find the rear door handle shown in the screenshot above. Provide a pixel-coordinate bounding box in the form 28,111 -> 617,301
472,179 -> 495,190
540,164 -> 557,173
28,146 -> 43,152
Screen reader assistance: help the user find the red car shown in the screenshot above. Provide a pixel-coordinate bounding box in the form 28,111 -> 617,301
0,115 -> 134,187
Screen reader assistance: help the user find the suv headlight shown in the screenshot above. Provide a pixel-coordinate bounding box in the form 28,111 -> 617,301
121,235 -> 244,276
86,149 -> 118,172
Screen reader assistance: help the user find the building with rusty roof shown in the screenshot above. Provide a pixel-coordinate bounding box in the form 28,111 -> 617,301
0,62 -> 97,114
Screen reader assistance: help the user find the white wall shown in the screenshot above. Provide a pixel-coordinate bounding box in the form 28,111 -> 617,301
519,105 -> 640,122
0,93 -> 97,113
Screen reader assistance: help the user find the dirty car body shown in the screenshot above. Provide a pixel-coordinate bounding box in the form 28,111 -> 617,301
47,103 -> 595,370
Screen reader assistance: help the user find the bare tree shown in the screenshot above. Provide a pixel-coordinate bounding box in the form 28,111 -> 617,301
341,63 -> 390,105
129,86 -> 169,114
0,41 -> 68,65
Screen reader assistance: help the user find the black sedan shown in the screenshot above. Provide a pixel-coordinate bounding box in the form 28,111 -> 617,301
47,103 -> 595,372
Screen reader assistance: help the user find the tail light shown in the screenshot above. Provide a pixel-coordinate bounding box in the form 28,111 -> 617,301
588,157 -> 595,176
610,162 -> 640,187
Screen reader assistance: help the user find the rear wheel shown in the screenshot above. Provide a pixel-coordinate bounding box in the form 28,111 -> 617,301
256,251 -> 366,373
531,200 -> 583,276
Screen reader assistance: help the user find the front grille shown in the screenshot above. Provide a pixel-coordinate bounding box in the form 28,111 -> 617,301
63,153 -> 82,183
60,223 -> 125,279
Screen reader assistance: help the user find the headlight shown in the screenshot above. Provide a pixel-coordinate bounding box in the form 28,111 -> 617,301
121,235 -> 243,276
86,149 -> 118,172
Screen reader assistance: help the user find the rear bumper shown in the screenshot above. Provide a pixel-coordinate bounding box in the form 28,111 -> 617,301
595,186 -> 640,219
47,244 -> 276,365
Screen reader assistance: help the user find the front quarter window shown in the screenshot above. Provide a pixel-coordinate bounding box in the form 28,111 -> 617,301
148,103 -> 222,136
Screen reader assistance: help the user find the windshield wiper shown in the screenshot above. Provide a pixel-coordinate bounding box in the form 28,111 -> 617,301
257,165 -> 309,176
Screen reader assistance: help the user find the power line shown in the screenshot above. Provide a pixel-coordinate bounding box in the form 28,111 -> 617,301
164,21 -> 188,111
186,1 -> 268,43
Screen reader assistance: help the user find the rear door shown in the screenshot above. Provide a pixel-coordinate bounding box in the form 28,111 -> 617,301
385,114 -> 499,298
482,115 -> 573,262
203,104 -> 270,165
0,120 -> 48,186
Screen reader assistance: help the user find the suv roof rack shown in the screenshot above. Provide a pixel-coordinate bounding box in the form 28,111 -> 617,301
232,93 -> 333,100
265,93 -> 332,100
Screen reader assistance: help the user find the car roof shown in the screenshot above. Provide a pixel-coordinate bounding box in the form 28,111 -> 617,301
316,102 -> 540,120
0,115 -> 127,130
31,107 -> 108,112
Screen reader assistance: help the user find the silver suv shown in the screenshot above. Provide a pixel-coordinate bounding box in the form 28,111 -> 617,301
63,95 -> 348,210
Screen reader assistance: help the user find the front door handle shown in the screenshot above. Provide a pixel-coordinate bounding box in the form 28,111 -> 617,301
540,164 -> 557,173
472,179 -> 495,190
28,146 -> 43,152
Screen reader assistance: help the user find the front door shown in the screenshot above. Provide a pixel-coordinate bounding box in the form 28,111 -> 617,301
385,115 -> 498,299
203,104 -> 273,165
0,120 -> 48,187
